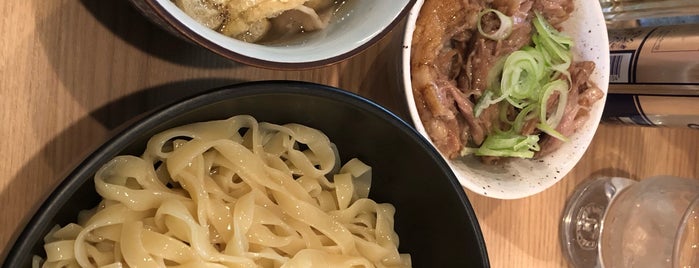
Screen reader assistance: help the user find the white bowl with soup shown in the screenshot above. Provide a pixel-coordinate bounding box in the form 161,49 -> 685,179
128,0 -> 416,69
402,0 -> 610,199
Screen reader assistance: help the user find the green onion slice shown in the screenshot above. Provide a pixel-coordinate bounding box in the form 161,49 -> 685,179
533,12 -> 573,68
477,9 -> 514,41
512,104 -> 537,133
472,131 -> 540,158
536,80 -> 570,142
468,10 -> 575,158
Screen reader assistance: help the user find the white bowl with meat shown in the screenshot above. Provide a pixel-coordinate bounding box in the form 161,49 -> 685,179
402,0 -> 609,199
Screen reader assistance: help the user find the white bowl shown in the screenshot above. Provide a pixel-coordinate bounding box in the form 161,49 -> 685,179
128,0 -> 415,69
401,0 -> 610,199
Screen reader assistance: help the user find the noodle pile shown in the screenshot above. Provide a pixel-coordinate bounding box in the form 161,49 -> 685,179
36,115 -> 411,268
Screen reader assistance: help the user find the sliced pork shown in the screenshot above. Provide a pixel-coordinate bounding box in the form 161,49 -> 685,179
410,0 -> 603,162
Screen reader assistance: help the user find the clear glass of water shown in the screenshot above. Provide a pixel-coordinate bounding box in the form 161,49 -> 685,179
561,176 -> 699,268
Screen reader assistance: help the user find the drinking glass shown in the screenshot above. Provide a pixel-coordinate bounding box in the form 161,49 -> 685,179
561,176 -> 699,268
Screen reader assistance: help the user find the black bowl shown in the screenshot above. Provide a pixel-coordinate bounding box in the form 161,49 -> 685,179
2,81 -> 489,267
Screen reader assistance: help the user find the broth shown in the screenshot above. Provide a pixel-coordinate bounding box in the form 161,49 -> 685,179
172,0 -> 348,44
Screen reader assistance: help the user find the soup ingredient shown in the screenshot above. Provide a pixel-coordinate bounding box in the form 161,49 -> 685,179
36,115 -> 411,268
410,0 -> 603,163
173,0 -> 341,43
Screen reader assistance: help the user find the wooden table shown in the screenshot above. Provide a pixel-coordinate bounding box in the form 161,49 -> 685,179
1,0 -> 697,267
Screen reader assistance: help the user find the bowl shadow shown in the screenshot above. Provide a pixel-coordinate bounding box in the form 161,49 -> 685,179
344,19 -> 412,122
78,0 -> 239,68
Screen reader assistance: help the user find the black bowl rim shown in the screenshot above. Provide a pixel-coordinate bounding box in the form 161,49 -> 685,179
143,0 -> 417,70
2,81 -> 489,267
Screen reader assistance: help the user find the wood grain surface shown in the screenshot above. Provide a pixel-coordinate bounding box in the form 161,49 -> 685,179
1,0 -> 698,267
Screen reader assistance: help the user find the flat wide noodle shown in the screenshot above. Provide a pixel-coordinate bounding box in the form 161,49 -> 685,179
37,115 -> 411,268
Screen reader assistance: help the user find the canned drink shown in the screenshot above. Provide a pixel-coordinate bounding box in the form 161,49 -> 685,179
602,94 -> 699,129
608,24 -> 699,95
603,24 -> 699,129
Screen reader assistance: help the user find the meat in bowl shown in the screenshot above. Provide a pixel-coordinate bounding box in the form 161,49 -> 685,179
409,0 -> 604,165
